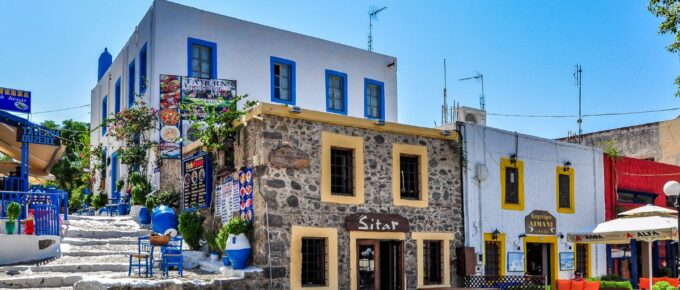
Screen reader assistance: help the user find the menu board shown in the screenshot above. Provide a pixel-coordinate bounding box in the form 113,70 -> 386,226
238,167 -> 254,223
159,74 -> 182,159
181,153 -> 211,211
215,177 -> 240,223
181,77 -> 237,120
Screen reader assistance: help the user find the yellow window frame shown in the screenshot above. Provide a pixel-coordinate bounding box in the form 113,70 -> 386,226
574,243 -> 592,278
500,158 -> 524,211
556,166 -> 575,214
392,144 -> 429,208
321,131 -> 364,204
412,232 -> 453,288
483,232 -> 506,276
290,226 -> 339,289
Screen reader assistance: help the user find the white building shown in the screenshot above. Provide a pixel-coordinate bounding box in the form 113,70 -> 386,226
459,122 -> 606,283
90,0 -> 398,198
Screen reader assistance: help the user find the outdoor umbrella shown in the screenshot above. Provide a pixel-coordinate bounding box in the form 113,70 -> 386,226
567,205 -> 678,290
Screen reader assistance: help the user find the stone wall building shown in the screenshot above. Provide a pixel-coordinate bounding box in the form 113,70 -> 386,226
225,103 -> 463,289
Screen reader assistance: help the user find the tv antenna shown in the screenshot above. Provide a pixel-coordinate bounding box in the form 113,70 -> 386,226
442,59 -> 448,125
368,6 -> 387,52
459,72 -> 485,111
574,64 -> 583,137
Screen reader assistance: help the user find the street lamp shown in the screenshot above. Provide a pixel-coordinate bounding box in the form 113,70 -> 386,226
663,180 -> 680,276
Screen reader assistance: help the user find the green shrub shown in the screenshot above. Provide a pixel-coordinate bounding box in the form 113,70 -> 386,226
128,172 -> 150,206
178,212 -> 205,250
92,193 -> 108,209
116,179 -> 125,192
217,225 -> 228,253
69,189 -> 83,211
6,202 -> 21,221
145,195 -> 156,210
224,217 -> 251,235
205,229 -> 222,255
653,281 -> 673,290
156,191 -> 179,207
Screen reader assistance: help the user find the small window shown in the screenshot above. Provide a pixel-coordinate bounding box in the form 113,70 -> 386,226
139,44 -> 147,94
558,174 -> 571,208
191,44 -> 212,78
484,240 -> 501,276
556,166 -> 575,213
365,79 -> 384,119
330,147 -> 354,196
505,167 -> 519,204
271,57 -> 296,104
114,78 -> 121,114
301,238 -> 327,287
101,95 -> 107,136
326,70 -> 347,114
128,60 -> 135,107
617,190 -> 656,204
400,154 -> 420,200
576,244 -> 589,277
423,240 -> 443,285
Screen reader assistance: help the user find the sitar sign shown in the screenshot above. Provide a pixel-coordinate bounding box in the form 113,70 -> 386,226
525,210 -> 556,235
345,213 -> 409,232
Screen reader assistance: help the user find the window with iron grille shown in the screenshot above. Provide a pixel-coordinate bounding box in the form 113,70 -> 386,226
558,173 -> 571,209
400,154 -> 420,200
505,167 -> 519,204
191,44 -> 213,79
423,240 -> 443,285
576,244 -> 588,277
301,238 -> 327,287
485,241 -> 501,276
274,63 -> 292,101
330,147 -> 354,196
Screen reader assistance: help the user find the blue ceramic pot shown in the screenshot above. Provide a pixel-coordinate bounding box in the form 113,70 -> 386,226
151,205 -> 178,234
222,255 -> 231,266
139,207 -> 151,224
226,233 -> 251,270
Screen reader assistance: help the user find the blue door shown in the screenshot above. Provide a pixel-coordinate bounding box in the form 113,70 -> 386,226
111,151 -> 120,201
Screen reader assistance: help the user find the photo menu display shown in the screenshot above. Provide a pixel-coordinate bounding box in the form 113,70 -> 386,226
182,153 -> 210,210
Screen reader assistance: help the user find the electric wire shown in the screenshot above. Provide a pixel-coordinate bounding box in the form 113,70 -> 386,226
486,107 -> 680,118
30,104 -> 90,115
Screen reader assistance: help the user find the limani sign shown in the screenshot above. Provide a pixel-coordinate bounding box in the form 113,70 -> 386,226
16,126 -> 61,146
0,87 -> 31,114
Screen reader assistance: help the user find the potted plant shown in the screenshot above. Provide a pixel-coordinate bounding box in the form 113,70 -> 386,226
5,201 -> 21,235
116,179 -> 127,214
223,217 -> 252,269
205,230 -> 221,262
128,172 -> 149,223
217,223 -> 230,266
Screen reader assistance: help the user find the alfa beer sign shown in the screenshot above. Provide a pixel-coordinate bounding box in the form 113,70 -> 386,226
525,210 -> 556,235
568,229 -> 678,243
16,126 -> 61,146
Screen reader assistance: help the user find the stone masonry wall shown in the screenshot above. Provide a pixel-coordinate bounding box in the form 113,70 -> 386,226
233,115 -> 464,289
569,122 -> 661,161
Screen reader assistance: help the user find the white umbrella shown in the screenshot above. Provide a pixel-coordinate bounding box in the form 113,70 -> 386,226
567,205 -> 678,290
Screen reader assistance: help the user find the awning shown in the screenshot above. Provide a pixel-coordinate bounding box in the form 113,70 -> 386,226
0,112 -> 65,177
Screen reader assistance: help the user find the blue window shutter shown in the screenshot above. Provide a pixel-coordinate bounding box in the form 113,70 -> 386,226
270,56 -> 296,105
187,38 -> 217,78
101,96 -> 107,136
128,60 -> 135,107
325,69 -> 348,115
139,44 -> 147,95
114,78 -> 121,114
364,78 -> 385,120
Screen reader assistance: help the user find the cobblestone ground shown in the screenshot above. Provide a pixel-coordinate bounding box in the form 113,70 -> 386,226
0,215 -> 246,289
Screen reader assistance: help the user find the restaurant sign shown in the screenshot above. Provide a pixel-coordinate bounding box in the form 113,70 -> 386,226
16,126 -> 60,146
525,210 -> 556,235
345,213 -> 409,232
181,153 -> 211,211
0,87 -> 31,114
181,77 -> 237,120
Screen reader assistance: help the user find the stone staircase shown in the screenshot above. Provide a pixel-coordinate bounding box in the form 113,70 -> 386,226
0,215 -> 150,289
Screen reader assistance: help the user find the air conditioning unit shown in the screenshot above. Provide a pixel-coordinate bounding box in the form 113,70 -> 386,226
456,106 -> 486,126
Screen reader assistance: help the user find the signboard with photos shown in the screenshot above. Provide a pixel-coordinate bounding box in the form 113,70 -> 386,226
0,87 -> 31,114
159,75 -> 182,159
181,153 -> 211,211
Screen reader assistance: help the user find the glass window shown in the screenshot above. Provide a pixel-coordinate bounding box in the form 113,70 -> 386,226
101,96 -> 107,136
330,147 -> 354,196
139,44 -> 147,94
326,71 -> 346,113
617,190 -> 656,204
128,60 -> 135,107
191,44 -> 212,79
114,78 -> 121,114
274,63 -> 291,101
400,154 -> 420,200
576,244 -> 589,277
485,240 -> 501,276
558,173 -> 571,208
366,82 -> 382,119
505,167 -> 519,204
301,238 -> 327,287
424,240 -> 443,285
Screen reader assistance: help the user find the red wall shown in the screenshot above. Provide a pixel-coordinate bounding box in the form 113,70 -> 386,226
604,155 -> 680,220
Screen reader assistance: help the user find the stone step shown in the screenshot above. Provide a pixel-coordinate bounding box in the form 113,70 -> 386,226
0,262 -> 129,274
63,229 -> 149,239
61,243 -> 137,256
47,255 -> 130,266
0,271 -> 123,289
61,237 -> 138,246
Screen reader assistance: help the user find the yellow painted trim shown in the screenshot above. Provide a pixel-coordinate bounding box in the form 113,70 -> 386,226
574,243 -> 592,278
349,231 -> 406,290
556,166 -> 575,214
500,158 -> 524,211
483,233 -> 506,276
523,235 -> 558,287
412,232 -> 453,288
392,144 -> 429,208
290,226 -> 339,290
236,103 -> 460,141
320,132 -> 365,204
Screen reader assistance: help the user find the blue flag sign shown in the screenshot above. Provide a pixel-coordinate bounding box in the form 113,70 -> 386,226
0,87 -> 31,114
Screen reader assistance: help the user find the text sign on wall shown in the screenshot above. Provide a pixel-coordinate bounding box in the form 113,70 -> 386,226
345,213 -> 409,232
0,87 -> 31,113
16,126 -> 61,146
181,153 -> 211,211
181,77 -> 237,120
525,210 -> 556,235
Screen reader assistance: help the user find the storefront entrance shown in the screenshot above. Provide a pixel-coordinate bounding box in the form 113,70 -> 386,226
357,240 -> 403,290
526,242 -> 553,281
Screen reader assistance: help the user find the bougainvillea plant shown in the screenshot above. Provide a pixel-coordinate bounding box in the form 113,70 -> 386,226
106,101 -> 158,174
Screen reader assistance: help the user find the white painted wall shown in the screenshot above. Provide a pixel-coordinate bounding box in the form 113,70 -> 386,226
0,233 -> 60,265
91,0 -> 398,197
461,122 -> 606,279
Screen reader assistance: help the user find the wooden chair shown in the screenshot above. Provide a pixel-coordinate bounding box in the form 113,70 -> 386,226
128,236 -> 152,277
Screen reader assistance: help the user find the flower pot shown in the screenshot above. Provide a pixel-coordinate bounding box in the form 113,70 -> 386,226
139,207 -> 151,225
130,205 -> 144,221
222,255 -> 231,267
210,252 -> 219,262
225,233 -> 251,270
5,221 -> 16,235
151,205 -> 178,234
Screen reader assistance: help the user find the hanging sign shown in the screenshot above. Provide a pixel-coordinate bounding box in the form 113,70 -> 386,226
238,167 -> 254,223
181,77 -> 236,120
0,87 -> 31,113
159,74 -> 182,159
345,213 -> 409,232
525,210 -> 556,235
181,153 -> 211,211
16,126 -> 61,146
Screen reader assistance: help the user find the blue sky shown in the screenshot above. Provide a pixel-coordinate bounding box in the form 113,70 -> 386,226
1,1 -> 678,138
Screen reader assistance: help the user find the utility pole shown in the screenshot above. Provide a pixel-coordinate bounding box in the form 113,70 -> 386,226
442,59 -> 448,125
574,64 -> 583,137
459,72 -> 485,111
368,6 -> 387,52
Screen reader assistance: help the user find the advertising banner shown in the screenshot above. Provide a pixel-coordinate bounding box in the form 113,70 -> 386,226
238,167 -> 254,223
181,153 -> 211,211
0,87 -> 31,114
215,177 -> 241,223
159,75 -> 182,159
16,126 -> 60,146
181,77 -> 236,120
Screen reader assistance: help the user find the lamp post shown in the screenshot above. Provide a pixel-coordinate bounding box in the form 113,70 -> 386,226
663,180 -> 680,277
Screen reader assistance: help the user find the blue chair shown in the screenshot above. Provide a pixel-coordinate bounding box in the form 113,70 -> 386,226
128,236 -> 152,277
161,236 -> 183,277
